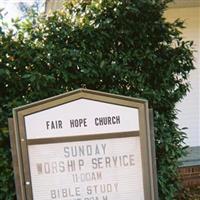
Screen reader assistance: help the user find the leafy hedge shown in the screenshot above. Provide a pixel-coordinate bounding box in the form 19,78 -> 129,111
0,0 -> 194,199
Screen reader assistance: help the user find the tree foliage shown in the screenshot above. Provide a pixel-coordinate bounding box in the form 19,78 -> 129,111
0,0 -> 194,199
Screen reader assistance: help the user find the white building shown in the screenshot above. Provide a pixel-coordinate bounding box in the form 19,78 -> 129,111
166,0 -> 200,147
45,0 -> 200,147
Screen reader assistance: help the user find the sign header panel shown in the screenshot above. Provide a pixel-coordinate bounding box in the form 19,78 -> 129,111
25,99 -> 139,139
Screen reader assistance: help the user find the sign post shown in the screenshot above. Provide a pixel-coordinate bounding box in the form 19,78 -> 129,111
9,89 -> 158,200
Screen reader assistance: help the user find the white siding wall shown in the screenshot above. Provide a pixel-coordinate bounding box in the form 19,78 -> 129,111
45,0 -> 64,13
165,7 -> 200,147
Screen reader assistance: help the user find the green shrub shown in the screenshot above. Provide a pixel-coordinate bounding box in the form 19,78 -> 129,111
0,0 -> 194,199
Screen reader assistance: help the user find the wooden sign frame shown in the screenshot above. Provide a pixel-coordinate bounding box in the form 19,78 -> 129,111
9,88 -> 158,200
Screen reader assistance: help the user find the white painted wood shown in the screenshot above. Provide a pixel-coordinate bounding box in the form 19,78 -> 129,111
25,99 -> 139,139
165,7 -> 200,146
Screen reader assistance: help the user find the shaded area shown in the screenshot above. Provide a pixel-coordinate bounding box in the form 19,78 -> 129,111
178,146 -> 200,199
180,146 -> 200,167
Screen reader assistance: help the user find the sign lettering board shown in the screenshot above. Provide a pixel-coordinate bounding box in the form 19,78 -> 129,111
9,89 -> 157,200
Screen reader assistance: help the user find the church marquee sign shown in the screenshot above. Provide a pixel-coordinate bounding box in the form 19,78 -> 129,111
9,89 -> 158,200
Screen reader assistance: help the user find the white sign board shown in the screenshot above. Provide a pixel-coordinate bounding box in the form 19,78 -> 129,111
11,89 -> 157,200
29,137 -> 144,200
